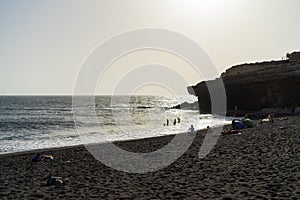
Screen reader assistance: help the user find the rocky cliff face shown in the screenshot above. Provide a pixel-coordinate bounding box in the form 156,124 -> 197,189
188,52 -> 300,115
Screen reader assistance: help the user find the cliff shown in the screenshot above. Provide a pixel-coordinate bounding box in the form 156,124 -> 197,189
188,52 -> 300,115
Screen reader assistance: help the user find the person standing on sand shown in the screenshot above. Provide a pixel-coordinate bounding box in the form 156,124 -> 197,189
177,117 -> 180,123
188,125 -> 195,135
173,119 -> 177,125
204,126 -> 210,134
166,119 -> 169,126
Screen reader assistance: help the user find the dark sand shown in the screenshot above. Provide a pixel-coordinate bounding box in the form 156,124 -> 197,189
0,116 -> 299,199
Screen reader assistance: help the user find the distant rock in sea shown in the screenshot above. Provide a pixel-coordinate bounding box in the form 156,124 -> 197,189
188,51 -> 300,116
171,101 -> 199,110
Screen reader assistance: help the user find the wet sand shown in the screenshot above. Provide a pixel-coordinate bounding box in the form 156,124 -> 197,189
0,116 -> 299,199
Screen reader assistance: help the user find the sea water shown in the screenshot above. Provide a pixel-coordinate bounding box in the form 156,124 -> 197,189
0,96 -> 231,154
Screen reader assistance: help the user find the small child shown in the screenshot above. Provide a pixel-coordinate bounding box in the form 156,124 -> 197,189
188,125 -> 195,135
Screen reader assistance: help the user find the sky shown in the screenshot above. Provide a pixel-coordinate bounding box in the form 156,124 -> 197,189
0,0 -> 299,95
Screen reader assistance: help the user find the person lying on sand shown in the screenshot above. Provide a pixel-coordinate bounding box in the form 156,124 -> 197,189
221,129 -> 239,135
32,153 -> 54,162
46,173 -> 69,188
260,113 -> 275,124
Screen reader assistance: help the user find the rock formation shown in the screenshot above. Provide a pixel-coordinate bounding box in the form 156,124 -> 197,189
188,52 -> 300,115
171,101 -> 199,110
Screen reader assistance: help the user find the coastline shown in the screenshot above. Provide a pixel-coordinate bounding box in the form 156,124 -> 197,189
0,116 -> 299,199
0,130 -> 211,157
0,121 -> 231,156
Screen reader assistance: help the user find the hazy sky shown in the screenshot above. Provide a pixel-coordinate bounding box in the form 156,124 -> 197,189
0,0 -> 299,95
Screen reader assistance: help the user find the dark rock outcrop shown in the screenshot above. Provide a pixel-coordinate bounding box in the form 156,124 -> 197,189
171,101 -> 199,110
188,52 -> 300,115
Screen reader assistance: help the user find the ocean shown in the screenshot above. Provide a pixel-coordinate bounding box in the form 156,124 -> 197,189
0,96 -> 231,154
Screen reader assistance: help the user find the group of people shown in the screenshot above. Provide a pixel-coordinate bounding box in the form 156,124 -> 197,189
31,153 -> 67,188
164,117 -> 181,126
164,117 -> 198,135
165,113 -> 268,136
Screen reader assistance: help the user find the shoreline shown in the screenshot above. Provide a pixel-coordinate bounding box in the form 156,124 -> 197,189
1,116 -> 299,199
0,121 -> 231,156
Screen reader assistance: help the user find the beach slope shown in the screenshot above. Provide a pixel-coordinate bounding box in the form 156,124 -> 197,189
0,116 -> 299,199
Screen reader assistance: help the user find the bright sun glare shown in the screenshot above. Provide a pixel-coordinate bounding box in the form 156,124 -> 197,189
174,0 -> 228,17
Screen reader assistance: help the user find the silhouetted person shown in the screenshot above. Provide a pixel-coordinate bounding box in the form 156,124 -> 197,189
205,126 -> 210,134
173,119 -> 176,125
166,119 -> 169,126
177,117 -> 180,123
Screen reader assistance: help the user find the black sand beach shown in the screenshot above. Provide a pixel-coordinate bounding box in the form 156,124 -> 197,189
0,116 -> 299,199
